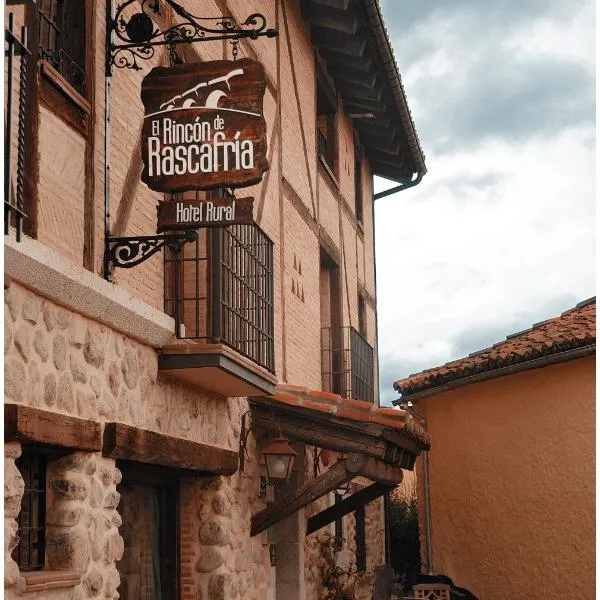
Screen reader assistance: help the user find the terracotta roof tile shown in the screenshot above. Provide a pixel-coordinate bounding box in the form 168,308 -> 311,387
394,297 -> 595,397
272,384 -> 430,448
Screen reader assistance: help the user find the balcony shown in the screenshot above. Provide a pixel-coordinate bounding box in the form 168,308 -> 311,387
321,326 -> 374,403
159,223 -> 276,397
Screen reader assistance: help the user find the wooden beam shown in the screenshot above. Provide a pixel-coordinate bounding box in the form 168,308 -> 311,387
102,422 -> 238,475
251,402 -> 389,462
306,482 -> 393,535
357,456 -> 405,485
5,404 -> 102,451
251,458 -> 354,536
306,10 -> 358,34
312,29 -> 367,57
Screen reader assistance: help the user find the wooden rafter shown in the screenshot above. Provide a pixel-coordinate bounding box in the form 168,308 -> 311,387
306,482 -> 393,535
250,453 -> 404,536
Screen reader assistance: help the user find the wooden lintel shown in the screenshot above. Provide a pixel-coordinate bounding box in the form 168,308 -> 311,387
5,404 -> 102,451
306,482 -> 394,535
251,458 -> 352,536
102,422 -> 238,475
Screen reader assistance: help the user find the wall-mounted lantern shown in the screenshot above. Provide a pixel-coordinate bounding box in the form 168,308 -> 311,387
239,412 -> 297,483
262,437 -> 297,481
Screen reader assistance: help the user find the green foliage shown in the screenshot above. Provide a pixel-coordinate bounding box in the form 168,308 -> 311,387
388,490 -> 421,592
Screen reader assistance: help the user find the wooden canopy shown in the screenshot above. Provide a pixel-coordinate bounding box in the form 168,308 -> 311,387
249,387 -> 430,536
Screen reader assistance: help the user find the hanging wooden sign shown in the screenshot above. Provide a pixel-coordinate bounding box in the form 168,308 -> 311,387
156,197 -> 254,232
141,58 -> 268,193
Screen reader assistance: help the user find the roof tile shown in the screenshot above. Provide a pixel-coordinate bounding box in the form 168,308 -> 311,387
394,297 -> 595,397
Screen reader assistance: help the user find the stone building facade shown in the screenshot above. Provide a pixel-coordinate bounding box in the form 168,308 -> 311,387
4,1 -> 427,599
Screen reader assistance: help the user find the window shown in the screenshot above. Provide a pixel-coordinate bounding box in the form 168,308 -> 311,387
117,463 -> 179,600
354,145 -> 363,223
355,505 -> 366,572
38,0 -> 86,95
12,449 -> 47,571
358,294 -> 367,339
317,71 -> 337,176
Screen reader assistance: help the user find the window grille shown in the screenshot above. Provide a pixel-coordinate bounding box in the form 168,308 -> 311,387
165,223 -> 275,373
12,451 -> 47,571
4,13 -> 30,241
38,0 -> 86,94
321,326 -> 374,403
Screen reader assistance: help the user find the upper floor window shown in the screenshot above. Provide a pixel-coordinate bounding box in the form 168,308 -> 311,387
317,70 -> 337,177
38,0 -> 86,95
354,145 -> 363,223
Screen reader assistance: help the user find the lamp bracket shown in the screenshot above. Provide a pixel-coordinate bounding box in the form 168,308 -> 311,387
107,0 -> 278,73
239,410 -> 282,475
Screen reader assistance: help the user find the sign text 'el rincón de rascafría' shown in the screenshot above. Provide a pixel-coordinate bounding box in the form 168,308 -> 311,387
141,58 -> 268,193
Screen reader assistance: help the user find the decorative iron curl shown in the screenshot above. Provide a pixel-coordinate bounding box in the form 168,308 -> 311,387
104,231 -> 198,273
108,0 -> 278,71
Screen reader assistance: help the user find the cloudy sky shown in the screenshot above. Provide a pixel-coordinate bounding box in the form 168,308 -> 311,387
374,0 -> 595,405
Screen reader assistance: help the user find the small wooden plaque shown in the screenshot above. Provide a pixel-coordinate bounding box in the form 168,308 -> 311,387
156,196 -> 254,232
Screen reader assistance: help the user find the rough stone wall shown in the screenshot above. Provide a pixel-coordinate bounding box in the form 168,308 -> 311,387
4,443 -> 123,600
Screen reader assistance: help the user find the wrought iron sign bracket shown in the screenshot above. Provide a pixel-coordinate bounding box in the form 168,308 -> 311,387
103,229 -> 197,281
107,0 -> 278,73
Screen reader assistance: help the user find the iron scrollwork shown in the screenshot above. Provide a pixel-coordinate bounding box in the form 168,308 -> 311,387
104,230 -> 197,277
108,0 -> 278,71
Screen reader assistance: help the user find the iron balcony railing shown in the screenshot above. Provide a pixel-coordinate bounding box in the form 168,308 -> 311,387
165,223 -> 275,373
321,326 -> 374,403
4,13 -> 30,241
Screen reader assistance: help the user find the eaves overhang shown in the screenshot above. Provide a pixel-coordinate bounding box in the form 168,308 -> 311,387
302,0 -> 426,183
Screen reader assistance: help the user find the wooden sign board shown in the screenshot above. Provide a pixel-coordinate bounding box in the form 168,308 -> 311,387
141,58 -> 268,193
156,197 -> 254,232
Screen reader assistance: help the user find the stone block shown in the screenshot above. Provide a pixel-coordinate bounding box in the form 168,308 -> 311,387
199,521 -> 230,546
83,566 -> 104,596
5,359 -> 25,401
57,372 -> 74,412
105,533 -> 125,563
14,324 -> 30,362
121,348 -> 140,390
46,527 -> 90,571
53,334 -> 67,370
208,573 -> 232,600
108,361 -> 121,396
211,493 -> 231,517
22,296 -> 39,324
4,464 -> 24,520
4,320 -> 12,353
33,330 -> 49,362
50,475 -> 89,500
84,327 -> 105,368
43,305 -> 56,331
70,353 -> 88,383
195,547 -> 225,572
5,285 -> 20,322
103,490 -> 121,509
56,308 -> 71,329
46,505 -> 83,527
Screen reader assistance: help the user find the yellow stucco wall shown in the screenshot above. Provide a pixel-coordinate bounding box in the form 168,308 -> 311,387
415,356 -> 595,600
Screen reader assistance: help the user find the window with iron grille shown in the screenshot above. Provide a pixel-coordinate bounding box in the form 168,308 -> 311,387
12,450 -> 47,571
321,326 -> 374,403
355,504 -> 366,572
317,72 -> 337,176
38,0 -> 86,95
164,216 -> 275,373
